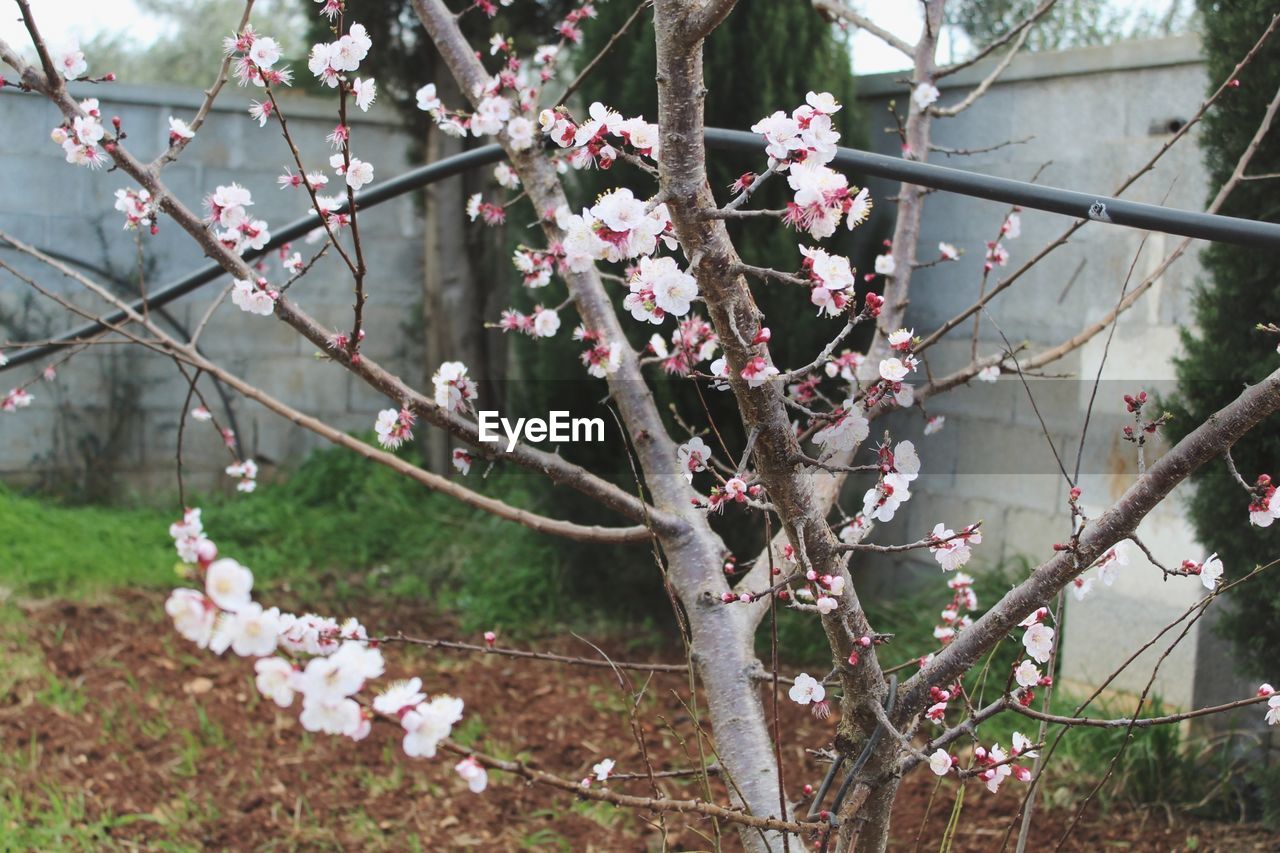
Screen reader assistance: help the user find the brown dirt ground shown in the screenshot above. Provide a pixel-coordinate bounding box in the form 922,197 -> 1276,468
0,590 -> 1273,851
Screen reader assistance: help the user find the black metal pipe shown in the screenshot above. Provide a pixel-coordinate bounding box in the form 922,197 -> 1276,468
6,128 -> 1279,372
1,144 -> 507,370
705,128 -> 1280,249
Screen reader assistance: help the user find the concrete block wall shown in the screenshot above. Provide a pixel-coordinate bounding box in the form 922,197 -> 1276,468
854,36 -> 1243,710
0,82 -> 424,495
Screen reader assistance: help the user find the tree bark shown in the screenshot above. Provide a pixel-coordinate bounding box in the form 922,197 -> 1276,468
409,4 -> 789,848
423,63 -> 488,474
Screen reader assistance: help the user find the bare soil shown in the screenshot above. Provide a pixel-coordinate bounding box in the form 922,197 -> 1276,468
0,590 -> 1272,851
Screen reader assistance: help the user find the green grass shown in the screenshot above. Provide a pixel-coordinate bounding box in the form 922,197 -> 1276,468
0,783 -> 160,850
0,488 -> 174,597
0,443 -> 583,633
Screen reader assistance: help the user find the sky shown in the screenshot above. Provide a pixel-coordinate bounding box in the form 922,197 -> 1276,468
0,2 -> 165,52
2,0 -> 1176,76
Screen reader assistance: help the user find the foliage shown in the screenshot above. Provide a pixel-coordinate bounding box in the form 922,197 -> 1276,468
1165,0 -> 1280,679
0,445 -> 590,635
946,0 -> 1193,53
82,0 -> 307,87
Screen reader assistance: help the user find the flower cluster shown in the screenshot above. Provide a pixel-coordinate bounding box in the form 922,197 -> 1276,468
1019,607 -> 1055,664
416,53 -> 537,151
861,440 -> 920,523
929,523 -> 982,572
983,210 -> 1022,272
676,436 -> 711,482
573,326 -> 623,378
165,515 -> 475,777
493,163 -> 520,190
466,193 -> 506,225
1259,683 -> 1279,726
169,507 -> 217,564
223,25 -> 292,88
927,732 -> 1037,793
231,277 -> 278,316
2,387 -> 34,413
278,168 -> 329,192
974,733 -> 1037,792
824,349 -> 866,383
307,23 -> 371,89
793,567 -> 848,617
739,356 -> 780,388
749,93 -> 871,239
54,39 -> 88,79
113,187 -> 159,233
799,245 -> 857,317
624,255 -> 698,324
540,101 -> 659,170
1012,657 -> 1054,707
1248,474 -> 1279,527
225,458 -> 259,492
646,316 -> 719,376
560,190 -> 674,270
50,97 -> 108,170
511,246 -> 559,289
1069,541 -> 1128,601
432,361 -> 478,413
1180,552 -> 1224,590
205,183 -> 272,256
813,400 -> 870,456
931,572 -> 978,645
706,476 -> 757,514
498,306 -> 561,338
552,2 -> 596,42
374,408 -> 416,450
924,682 -> 958,724
168,116 -> 195,146
864,330 -> 920,409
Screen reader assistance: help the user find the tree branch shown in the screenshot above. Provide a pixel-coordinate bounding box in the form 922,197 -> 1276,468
934,0 -> 1057,79
811,0 -> 914,57
930,24 -> 1031,118
898,366 -> 1280,722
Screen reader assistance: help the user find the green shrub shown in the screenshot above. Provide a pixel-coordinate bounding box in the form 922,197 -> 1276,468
1164,0 -> 1280,679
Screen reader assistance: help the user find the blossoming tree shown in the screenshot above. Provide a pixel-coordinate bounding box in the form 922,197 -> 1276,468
2,0 -> 1279,849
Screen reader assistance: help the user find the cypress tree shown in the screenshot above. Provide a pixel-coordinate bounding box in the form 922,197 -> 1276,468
1165,0 -> 1280,677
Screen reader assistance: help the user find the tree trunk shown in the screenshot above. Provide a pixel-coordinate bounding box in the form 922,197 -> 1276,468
422,61 -> 492,474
